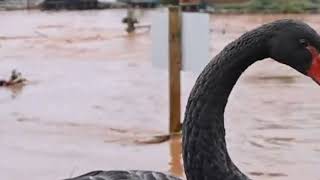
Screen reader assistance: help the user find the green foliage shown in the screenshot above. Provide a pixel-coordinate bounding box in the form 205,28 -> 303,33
215,0 -> 320,13
161,0 -> 178,5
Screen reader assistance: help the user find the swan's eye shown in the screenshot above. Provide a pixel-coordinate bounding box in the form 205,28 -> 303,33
299,39 -> 309,47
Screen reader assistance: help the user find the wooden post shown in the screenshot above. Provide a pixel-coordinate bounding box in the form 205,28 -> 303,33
169,6 -> 182,134
122,5 -> 138,33
26,0 -> 30,9
126,6 -> 135,33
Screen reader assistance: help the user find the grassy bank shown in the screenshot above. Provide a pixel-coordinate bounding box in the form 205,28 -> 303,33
213,0 -> 320,13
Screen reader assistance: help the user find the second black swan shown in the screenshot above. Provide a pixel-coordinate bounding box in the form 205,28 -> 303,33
66,19 -> 320,180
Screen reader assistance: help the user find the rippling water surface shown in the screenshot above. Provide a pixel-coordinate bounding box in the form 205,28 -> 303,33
0,9 -> 320,180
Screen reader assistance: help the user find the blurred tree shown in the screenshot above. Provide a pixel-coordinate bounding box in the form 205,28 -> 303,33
213,0 -> 320,13
248,0 -> 320,13
161,0 -> 179,5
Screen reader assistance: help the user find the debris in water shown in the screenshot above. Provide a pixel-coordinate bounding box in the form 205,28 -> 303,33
134,133 -> 181,145
0,70 -> 27,87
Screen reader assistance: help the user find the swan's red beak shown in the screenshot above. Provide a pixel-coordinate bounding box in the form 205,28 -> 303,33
307,46 -> 320,85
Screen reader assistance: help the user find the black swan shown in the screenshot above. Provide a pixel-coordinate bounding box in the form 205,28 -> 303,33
65,19 -> 320,180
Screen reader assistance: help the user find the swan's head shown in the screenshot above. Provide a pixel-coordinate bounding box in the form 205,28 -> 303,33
267,19 -> 320,85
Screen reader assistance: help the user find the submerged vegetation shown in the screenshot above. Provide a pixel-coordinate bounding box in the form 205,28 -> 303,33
214,0 -> 320,13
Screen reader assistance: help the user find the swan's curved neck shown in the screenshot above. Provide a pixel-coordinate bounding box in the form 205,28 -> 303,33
182,29 -> 270,180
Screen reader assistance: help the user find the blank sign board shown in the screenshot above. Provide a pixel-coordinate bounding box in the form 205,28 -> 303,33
151,10 -> 210,74
151,10 -> 169,71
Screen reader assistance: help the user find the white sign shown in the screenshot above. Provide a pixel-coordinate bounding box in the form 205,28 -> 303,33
151,10 -> 210,74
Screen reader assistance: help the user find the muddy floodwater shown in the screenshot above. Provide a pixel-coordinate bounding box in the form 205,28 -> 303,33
1,9 -> 320,180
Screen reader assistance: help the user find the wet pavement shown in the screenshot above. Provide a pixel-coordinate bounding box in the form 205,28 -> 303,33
1,9 -> 320,180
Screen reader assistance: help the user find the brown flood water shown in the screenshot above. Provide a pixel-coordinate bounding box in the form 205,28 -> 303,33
0,9 -> 320,180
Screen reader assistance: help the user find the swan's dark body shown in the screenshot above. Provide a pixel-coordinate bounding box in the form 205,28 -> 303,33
66,20 -> 320,180
64,170 -> 181,180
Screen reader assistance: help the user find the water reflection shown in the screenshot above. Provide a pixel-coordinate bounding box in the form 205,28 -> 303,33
8,84 -> 25,99
168,135 -> 183,177
0,84 -> 25,99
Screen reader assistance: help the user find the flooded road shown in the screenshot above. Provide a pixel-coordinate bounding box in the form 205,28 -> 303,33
1,9 -> 320,180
